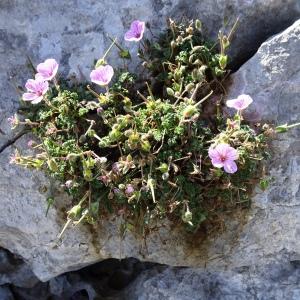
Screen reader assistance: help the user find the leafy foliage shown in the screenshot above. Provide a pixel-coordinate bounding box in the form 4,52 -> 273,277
12,19 -> 271,238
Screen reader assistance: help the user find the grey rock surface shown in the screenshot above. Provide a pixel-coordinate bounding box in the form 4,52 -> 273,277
120,261 -> 300,300
0,248 -> 38,288
0,0 -> 299,283
0,286 -> 14,300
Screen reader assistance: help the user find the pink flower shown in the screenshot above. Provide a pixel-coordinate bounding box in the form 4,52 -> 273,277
36,58 -> 59,81
208,143 -> 239,174
124,20 -> 145,42
226,94 -> 253,111
22,79 -> 49,104
90,65 -> 114,86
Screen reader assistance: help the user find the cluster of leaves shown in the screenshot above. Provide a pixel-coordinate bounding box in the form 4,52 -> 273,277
14,19 -> 270,237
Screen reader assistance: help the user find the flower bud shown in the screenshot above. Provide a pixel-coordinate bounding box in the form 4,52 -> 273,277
195,19 -> 202,31
87,129 -> 96,137
68,204 -> 82,219
109,129 -> 122,141
123,97 -> 132,107
219,54 -> 228,70
166,87 -> 175,97
186,83 -> 195,92
47,158 -> 58,172
183,105 -> 198,118
141,140 -> 151,152
157,163 -> 168,173
118,184 -> 126,190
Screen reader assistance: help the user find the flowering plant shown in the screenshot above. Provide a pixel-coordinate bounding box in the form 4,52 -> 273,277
9,19 -> 297,239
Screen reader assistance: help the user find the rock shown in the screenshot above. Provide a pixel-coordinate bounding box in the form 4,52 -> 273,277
0,248 -> 38,288
120,261 -> 300,300
0,1 -> 300,282
203,19 -> 300,270
0,286 -> 14,300
1,257 -> 154,300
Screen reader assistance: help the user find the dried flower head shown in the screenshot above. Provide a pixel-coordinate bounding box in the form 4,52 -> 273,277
7,114 -> 19,129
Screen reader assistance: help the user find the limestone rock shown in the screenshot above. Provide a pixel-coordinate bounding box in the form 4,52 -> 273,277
0,1 -> 299,282
120,262 -> 300,300
0,248 -> 38,288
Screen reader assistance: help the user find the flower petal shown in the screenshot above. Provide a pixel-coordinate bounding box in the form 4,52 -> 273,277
31,96 -> 44,104
22,92 -> 38,101
226,99 -> 235,107
223,160 -> 238,174
225,147 -> 239,161
37,58 -> 59,80
25,79 -> 37,92
208,146 -> 219,160
124,20 -> 145,42
226,94 -> 253,111
90,65 -> 114,86
211,158 -> 224,168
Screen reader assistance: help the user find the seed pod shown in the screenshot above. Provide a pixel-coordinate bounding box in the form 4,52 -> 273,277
186,83 -> 195,92
68,204 -> 82,219
141,140 -> 151,152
